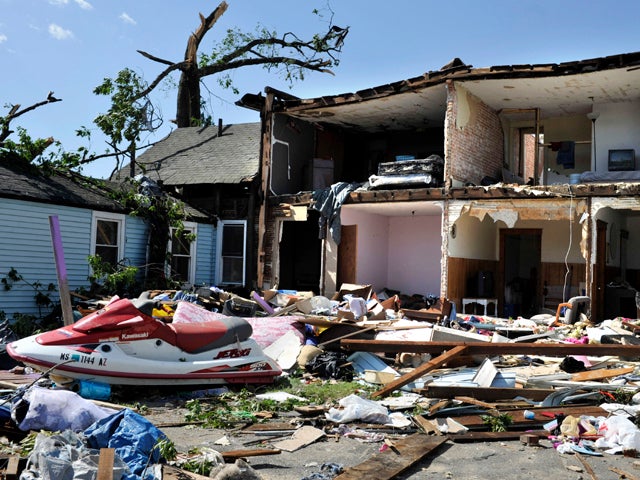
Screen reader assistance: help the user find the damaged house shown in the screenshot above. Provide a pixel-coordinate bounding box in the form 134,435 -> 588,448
238,51 -> 640,321
124,122 -> 261,291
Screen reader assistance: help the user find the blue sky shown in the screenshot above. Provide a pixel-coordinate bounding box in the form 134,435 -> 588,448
2,0 -> 639,178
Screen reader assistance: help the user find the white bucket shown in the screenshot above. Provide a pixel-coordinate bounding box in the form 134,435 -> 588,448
569,173 -> 581,184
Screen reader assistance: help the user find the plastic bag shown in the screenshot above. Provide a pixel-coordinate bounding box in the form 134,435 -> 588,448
19,430 -> 129,480
12,386 -> 116,432
325,394 -> 391,424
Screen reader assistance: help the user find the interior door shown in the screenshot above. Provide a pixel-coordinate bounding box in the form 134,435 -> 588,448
499,229 -> 542,318
278,212 -> 322,291
594,219 -> 607,321
337,225 -> 357,287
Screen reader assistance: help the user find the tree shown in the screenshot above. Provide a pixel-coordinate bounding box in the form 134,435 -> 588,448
136,1 -> 348,127
93,68 -> 161,178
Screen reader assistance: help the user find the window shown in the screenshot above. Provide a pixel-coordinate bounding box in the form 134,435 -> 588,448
91,213 -> 125,266
169,223 -> 196,285
217,220 -> 246,285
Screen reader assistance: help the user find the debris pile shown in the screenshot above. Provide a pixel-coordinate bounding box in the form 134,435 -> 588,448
3,283 -> 640,478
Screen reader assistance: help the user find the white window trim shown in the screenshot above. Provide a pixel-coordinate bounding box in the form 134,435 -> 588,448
216,219 -> 247,286
90,211 -> 125,260
168,222 -> 197,286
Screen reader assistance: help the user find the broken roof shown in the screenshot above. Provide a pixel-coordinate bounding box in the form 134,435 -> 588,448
132,123 -> 261,186
238,51 -> 640,133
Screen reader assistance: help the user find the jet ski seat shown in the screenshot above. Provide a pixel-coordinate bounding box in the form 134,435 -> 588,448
131,292 -> 157,317
169,317 -> 254,354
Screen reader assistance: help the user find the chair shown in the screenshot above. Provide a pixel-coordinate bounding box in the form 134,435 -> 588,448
555,296 -> 590,325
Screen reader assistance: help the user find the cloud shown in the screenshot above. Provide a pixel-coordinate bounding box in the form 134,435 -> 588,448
49,0 -> 92,9
74,0 -> 93,10
48,23 -> 74,40
0,34 -> 7,44
119,12 -> 137,26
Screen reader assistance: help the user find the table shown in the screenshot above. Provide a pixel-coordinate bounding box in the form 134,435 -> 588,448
462,298 -> 498,317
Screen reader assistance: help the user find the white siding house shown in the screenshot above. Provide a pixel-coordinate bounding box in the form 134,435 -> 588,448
0,163 -> 216,321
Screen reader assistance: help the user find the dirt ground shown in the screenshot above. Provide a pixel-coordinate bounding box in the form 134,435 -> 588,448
138,394 -> 640,480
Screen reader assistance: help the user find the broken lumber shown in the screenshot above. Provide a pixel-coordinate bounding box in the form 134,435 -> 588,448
334,434 -> 446,480
419,385 -> 556,402
341,339 -> 640,357
96,448 -> 114,480
220,448 -> 280,461
371,345 -> 468,398
570,366 -> 635,382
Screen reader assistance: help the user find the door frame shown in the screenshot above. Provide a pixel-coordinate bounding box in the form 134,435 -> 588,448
498,228 -> 542,317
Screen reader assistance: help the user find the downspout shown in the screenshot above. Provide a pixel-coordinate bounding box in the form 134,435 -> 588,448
256,91 -> 275,289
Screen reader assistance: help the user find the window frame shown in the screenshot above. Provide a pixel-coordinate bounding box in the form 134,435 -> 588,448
90,212 -> 125,265
168,221 -> 197,286
216,219 -> 247,286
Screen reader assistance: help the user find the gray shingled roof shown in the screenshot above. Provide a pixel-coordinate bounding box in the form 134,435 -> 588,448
133,123 -> 261,186
0,160 -> 125,212
0,160 -> 214,223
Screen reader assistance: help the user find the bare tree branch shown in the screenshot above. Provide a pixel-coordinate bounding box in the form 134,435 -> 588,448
136,1 -> 347,127
1,94 -> 62,145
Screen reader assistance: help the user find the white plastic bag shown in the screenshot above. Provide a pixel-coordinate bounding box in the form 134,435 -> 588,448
325,394 -> 391,424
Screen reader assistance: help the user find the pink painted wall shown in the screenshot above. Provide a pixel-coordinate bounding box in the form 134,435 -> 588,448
388,215 -> 442,295
341,208 -> 442,296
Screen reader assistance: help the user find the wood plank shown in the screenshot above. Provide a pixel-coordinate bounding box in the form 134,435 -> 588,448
433,405 -> 608,430
419,385 -> 556,402
5,456 -> 20,480
96,448 -> 114,480
371,345 -> 468,399
341,339 -> 640,357
221,449 -> 280,461
571,366 -> 635,382
447,429 -> 549,442
334,434 -> 447,480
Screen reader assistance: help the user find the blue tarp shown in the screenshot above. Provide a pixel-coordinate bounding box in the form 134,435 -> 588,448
84,408 -> 167,480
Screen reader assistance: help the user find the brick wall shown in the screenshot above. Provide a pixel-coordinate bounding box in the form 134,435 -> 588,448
445,82 -> 504,186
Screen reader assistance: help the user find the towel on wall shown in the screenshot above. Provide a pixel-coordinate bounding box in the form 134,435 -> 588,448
550,141 -> 575,169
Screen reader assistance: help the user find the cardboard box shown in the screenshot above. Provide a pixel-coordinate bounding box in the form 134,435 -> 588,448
332,283 -> 372,302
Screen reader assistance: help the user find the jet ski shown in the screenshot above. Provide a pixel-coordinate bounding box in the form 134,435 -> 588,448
6,294 -> 282,386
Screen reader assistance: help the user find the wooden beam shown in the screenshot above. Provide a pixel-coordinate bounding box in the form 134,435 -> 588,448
96,448 -> 115,480
419,385 -> 556,402
341,339 -> 640,357
371,345 -> 467,399
221,449 -> 280,461
334,434 -> 446,480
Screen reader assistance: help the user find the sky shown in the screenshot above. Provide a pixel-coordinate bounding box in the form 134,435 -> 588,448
2,0 -> 640,179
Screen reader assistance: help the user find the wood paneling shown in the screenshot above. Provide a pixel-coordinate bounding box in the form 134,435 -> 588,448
447,257 -> 498,310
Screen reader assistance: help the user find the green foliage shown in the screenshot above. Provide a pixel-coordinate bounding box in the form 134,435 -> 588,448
154,438 -> 177,462
93,68 -> 149,147
1,267 -> 56,320
185,387 -> 306,429
481,413 -> 513,432
110,177 -> 194,290
87,255 -> 139,297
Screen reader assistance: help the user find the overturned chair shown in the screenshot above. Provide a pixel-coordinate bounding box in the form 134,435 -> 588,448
555,296 -> 591,325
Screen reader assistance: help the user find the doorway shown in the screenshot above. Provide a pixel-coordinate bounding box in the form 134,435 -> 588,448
278,211 -> 322,292
500,229 -> 542,318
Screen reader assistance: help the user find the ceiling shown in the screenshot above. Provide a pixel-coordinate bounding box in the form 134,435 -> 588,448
342,200 -> 444,217
285,66 -> 640,133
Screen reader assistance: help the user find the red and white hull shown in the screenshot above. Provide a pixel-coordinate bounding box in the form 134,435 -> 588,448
6,296 -> 281,386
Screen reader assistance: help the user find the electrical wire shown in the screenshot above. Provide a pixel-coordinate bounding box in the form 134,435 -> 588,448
562,189 -> 575,302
